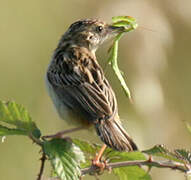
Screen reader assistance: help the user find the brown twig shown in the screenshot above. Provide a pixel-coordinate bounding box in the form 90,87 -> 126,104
42,127 -> 85,139
81,159 -> 190,176
37,152 -> 47,180
29,133 -> 43,146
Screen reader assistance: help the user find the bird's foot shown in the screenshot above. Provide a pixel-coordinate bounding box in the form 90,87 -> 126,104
92,158 -> 106,171
91,144 -> 107,172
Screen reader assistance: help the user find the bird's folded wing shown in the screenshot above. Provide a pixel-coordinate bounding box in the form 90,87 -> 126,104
47,63 -> 117,122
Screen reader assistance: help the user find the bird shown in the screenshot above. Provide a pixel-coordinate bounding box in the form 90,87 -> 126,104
46,18 -> 138,166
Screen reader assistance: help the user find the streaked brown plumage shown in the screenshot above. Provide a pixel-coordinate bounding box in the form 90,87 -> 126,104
46,19 -> 138,151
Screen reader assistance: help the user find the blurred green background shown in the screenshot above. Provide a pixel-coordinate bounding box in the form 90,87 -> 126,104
0,0 -> 191,179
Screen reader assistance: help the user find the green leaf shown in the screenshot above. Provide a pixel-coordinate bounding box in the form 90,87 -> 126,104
106,150 -> 147,163
0,100 -> 41,138
143,145 -> 185,163
106,149 -> 151,180
114,166 -> 151,180
73,139 -> 101,156
73,139 -> 101,168
73,139 -> 151,180
73,139 -> 146,162
174,149 -> 191,164
0,125 -> 27,136
43,138 -> 85,180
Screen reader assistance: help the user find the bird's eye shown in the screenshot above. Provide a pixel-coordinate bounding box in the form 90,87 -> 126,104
96,26 -> 103,32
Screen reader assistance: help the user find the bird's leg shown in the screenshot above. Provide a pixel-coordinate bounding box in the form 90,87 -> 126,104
42,127 -> 85,139
92,144 -> 107,170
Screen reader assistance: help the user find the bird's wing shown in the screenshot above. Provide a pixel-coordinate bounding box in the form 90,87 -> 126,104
47,48 -> 117,122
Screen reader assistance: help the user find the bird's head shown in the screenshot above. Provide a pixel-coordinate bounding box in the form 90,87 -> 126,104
60,19 -> 124,52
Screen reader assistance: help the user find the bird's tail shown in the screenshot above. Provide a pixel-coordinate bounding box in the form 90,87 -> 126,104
94,117 -> 138,151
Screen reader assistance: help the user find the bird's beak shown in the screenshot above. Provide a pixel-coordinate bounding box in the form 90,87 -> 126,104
107,25 -> 125,35
99,25 -> 125,46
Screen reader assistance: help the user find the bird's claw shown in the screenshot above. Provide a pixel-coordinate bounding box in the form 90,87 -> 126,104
92,159 -> 106,171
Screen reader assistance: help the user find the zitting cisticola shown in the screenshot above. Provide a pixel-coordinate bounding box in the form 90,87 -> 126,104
46,19 -> 138,157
